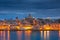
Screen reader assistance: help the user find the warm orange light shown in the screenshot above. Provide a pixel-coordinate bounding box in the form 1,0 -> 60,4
7,26 -> 10,30
40,28 -> 42,30
16,26 -> 20,29
45,27 -> 50,30
0,26 -> 6,29
23,25 -> 32,30
23,27 -> 32,30
44,25 -> 51,30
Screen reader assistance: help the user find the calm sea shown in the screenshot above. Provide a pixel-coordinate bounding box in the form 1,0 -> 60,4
0,31 -> 60,40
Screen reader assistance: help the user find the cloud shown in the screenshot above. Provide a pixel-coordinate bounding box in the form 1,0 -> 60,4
0,0 -> 60,17
0,9 -> 60,16
0,0 -> 59,10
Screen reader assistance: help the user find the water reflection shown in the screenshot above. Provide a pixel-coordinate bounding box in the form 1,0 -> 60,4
59,31 -> 60,40
50,31 -> 59,40
0,31 -> 2,40
46,31 -> 49,40
10,31 -> 17,40
0,31 -> 6,40
44,31 -> 47,40
31,31 -> 40,40
25,31 -> 31,40
0,31 -> 10,40
3,31 -> 5,40
0,31 -> 60,40
7,31 -> 10,40
40,31 -> 50,40
40,31 -> 43,40
17,31 -> 22,40
59,31 -> 60,37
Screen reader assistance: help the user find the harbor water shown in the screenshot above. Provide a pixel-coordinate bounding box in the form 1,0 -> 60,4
0,31 -> 60,40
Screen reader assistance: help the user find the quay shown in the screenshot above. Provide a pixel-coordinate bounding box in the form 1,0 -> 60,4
0,24 -> 60,31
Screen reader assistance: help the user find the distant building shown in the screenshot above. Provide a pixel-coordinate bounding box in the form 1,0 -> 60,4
24,14 -> 36,25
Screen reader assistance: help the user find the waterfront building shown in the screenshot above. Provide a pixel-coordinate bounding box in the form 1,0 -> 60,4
24,14 -> 36,25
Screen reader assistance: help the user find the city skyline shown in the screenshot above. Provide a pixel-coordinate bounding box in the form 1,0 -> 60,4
0,13 -> 60,20
0,0 -> 60,40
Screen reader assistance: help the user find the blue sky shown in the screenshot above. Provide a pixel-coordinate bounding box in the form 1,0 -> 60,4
0,0 -> 60,19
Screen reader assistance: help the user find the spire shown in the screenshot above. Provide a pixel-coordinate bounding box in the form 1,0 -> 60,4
16,16 -> 18,19
28,14 -> 32,18
15,16 -> 19,22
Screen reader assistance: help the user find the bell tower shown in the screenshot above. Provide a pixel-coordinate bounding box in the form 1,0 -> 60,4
28,14 -> 32,18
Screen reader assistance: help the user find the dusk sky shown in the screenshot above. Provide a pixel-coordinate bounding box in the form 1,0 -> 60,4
0,0 -> 60,19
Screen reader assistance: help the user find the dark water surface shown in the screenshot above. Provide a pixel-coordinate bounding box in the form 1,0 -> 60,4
0,31 -> 60,40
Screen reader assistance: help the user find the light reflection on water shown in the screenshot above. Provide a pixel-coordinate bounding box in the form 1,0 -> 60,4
17,31 -> 22,40
0,31 -> 6,40
59,31 -> 60,40
44,31 -> 47,40
25,31 -> 31,40
47,31 -> 49,40
43,31 -> 50,40
0,31 -> 60,40
7,31 -> 10,40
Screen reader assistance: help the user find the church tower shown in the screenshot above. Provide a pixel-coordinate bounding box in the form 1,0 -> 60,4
28,14 -> 33,18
